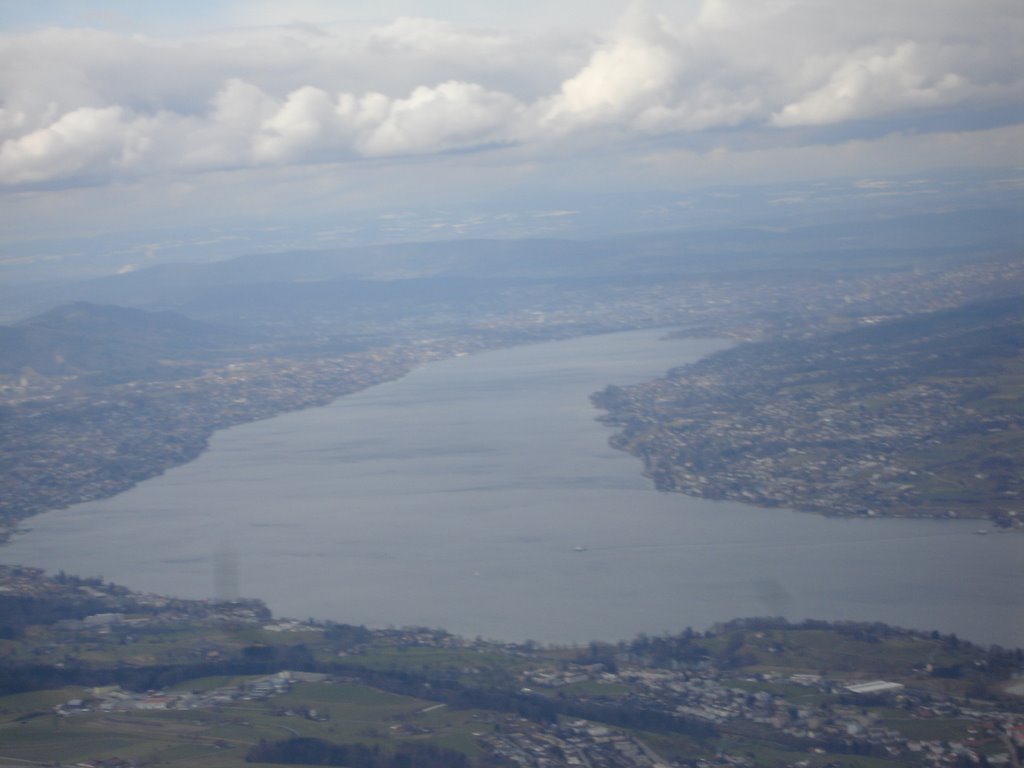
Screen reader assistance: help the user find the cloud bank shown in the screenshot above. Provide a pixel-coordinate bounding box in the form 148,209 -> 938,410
2,0 -> 1021,187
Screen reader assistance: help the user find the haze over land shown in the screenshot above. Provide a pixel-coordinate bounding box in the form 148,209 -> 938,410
0,0 -> 1020,285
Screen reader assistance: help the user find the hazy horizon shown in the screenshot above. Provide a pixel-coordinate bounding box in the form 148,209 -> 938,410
1,0 -> 1021,284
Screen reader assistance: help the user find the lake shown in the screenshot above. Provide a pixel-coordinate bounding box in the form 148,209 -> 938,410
2,329 -> 1022,647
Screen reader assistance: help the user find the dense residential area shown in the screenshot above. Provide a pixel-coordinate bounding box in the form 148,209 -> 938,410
593,293 -> 1024,525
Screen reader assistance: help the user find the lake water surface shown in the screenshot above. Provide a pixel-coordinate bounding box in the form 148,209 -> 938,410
3,330 -> 1022,647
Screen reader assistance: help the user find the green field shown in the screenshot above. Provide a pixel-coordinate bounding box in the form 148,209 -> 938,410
1,565 -> 1019,768
0,680 -> 494,768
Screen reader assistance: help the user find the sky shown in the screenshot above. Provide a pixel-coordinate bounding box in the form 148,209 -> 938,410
0,0 -> 1022,281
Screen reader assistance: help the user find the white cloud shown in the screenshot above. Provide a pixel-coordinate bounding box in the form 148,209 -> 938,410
773,42 -> 972,127
0,106 -> 143,184
186,78 -> 278,166
0,0 -> 1020,187
540,34 -> 678,129
360,81 -> 521,155
639,124 -> 1024,184
254,85 -> 337,162
371,16 -> 505,56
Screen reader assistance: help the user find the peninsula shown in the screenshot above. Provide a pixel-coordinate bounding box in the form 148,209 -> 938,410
593,294 -> 1024,525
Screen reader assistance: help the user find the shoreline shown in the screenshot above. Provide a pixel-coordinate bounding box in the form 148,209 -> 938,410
0,323 -> 670,545
5,320 -> 1018,553
3,329 -> 1021,651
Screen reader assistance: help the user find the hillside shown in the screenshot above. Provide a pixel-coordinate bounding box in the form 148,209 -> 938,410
593,295 -> 1024,522
0,302 -> 252,377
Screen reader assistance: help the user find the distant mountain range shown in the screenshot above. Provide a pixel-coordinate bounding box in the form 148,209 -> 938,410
4,207 -> 1014,325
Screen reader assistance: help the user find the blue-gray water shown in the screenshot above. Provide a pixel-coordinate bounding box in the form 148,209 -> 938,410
3,330 -> 1022,647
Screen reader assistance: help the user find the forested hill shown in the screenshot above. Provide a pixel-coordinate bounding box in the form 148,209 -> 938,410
593,294 -> 1024,523
0,301 -> 251,376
